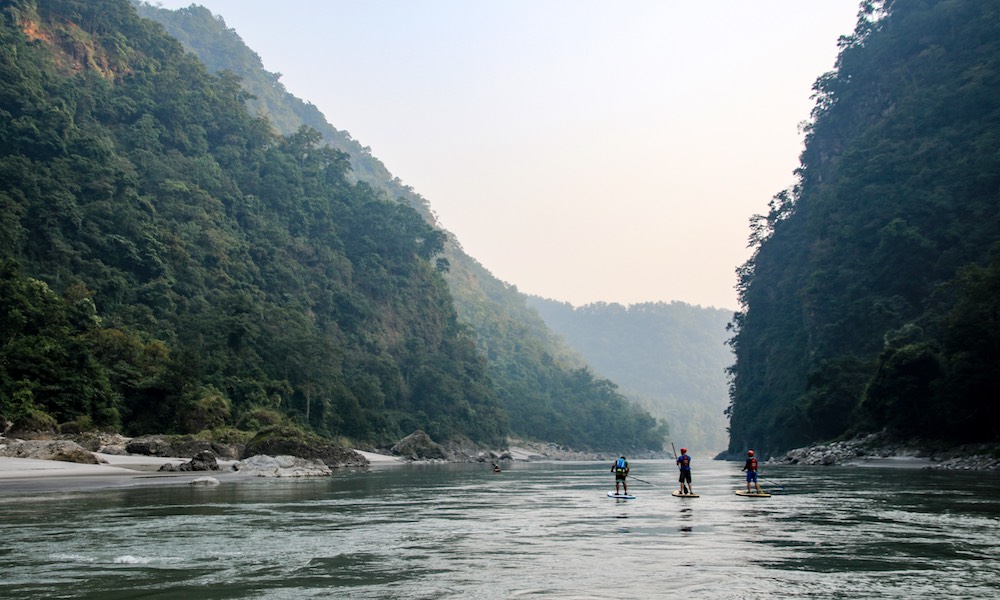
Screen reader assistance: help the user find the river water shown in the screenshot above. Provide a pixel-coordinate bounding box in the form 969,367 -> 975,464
1,458 -> 998,599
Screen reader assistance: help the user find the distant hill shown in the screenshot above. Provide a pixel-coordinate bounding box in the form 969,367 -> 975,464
726,0 -> 1000,457
526,298 -> 733,452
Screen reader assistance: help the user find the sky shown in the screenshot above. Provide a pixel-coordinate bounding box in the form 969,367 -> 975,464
153,1 -> 860,310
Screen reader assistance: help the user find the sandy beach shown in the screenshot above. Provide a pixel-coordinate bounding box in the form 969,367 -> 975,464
0,449 -> 404,494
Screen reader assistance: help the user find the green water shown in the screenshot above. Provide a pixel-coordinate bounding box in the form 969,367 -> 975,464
1,459 -> 997,599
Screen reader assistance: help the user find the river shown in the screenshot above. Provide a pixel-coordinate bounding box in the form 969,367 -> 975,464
1,458 -> 998,599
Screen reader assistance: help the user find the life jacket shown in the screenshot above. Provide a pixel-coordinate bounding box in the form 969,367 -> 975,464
614,458 -> 628,473
679,455 -> 690,468
747,458 -> 758,471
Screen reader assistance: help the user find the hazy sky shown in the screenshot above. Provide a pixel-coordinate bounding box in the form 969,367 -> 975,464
154,1 -> 860,310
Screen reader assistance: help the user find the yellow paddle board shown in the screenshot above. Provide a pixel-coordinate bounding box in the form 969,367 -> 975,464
735,490 -> 771,498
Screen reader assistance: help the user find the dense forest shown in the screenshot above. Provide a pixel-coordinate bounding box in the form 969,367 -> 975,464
526,298 -> 732,452
726,0 -> 1000,457
134,1 -> 667,451
0,0 -> 664,452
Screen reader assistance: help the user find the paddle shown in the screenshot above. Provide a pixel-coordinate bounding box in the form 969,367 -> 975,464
752,458 -> 785,492
630,476 -> 658,487
759,476 -> 785,491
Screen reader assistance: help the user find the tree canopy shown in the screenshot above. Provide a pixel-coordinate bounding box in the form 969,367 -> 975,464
726,0 -> 1000,456
1,0 -> 503,445
0,0 -> 666,452
136,0 -> 666,452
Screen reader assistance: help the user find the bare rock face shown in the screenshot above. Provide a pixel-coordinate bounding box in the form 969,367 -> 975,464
235,455 -> 332,477
0,440 -> 102,464
391,430 -> 447,460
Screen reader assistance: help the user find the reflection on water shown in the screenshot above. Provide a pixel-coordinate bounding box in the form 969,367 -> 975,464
0,459 -> 998,599
679,505 -> 694,534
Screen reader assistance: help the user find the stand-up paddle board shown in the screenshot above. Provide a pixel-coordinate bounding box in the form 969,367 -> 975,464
672,491 -> 700,498
607,491 -> 636,499
735,490 -> 771,498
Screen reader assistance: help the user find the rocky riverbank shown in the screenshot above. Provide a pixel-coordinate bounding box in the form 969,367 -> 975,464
371,432 -> 649,463
1,426 -> 663,477
770,432 -> 1000,471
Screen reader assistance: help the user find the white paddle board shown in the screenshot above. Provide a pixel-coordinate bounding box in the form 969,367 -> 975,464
607,491 -> 636,499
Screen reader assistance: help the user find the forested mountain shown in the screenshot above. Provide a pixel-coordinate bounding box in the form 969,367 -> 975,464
726,0 -> 1000,457
526,298 -> 732,452
135,1 -> 667,451
0,0 -> 664,452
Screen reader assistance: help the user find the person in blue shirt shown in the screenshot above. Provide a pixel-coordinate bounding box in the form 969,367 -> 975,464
676,447 -> 693,495
611,456 -> 629,495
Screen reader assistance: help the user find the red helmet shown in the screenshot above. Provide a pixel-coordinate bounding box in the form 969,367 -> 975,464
748,450 -> 755,456
680,448 -> 687,453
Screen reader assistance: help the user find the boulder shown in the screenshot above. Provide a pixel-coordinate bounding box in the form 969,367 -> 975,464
236,454 -> 332,477
391,430 -> 447,460
242,427 -> 368,468
126,435 -> 174,457
71,432 -> 131,455
126,434 -> 241,460
0,440 -> 102,464
158,450 -> 221,472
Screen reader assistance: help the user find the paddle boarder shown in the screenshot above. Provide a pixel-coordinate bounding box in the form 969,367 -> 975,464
612,455 -> 630,495
676,447 -> 693,494
742,450 -> 759,493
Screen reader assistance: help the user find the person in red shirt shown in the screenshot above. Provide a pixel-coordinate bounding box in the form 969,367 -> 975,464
742,450 -> 759,493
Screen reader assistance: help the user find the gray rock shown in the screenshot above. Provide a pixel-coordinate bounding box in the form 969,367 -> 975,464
190,476 -> 220,486
0,440 -> 101,464
158,450 -> 220,472
126,434 -> 241,460
235,454 -> 332,477
391,430 -> 448,460
71,432 -> 131,454
126,435 -> 174,457
242,429 -> 368,468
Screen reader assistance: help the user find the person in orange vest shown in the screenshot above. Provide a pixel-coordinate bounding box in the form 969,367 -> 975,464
742,450 -> 760,493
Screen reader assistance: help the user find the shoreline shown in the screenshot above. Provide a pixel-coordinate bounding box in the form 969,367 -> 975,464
0,449 -> 403,495
0,434 -> 672,495
767,432 -> 1000,471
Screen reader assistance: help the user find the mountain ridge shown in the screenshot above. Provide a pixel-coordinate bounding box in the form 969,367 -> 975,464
525,297 -> 733,452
